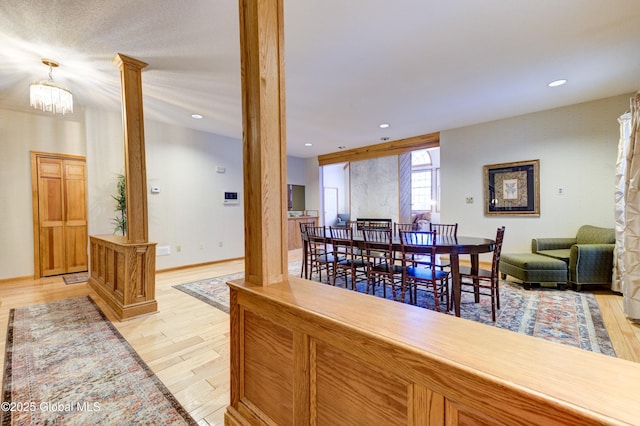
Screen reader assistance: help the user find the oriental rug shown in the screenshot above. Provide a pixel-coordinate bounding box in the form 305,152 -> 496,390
174,261 -> 615,357
1,296 -> 197,425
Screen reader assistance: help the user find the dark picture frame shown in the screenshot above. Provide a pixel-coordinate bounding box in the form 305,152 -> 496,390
484,159 -> 540,216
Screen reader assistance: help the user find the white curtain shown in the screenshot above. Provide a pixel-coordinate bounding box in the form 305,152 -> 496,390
613,111 -> 630,293
620,92 -> 640,320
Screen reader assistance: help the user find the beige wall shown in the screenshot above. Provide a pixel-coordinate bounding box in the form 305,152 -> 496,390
441,93 -> 630,257
0,109 -> 86,279
0,93 -> 631,279
0,106 -> 246,280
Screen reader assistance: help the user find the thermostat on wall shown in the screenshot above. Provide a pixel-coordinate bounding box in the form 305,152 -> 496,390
224,191 -> 239,205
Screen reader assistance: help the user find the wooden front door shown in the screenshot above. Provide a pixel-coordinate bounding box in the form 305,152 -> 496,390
31,152 -> 88,278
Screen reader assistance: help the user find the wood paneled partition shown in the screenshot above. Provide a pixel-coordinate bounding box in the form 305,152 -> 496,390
89,235 -> 157,320
226,277 -> 640,425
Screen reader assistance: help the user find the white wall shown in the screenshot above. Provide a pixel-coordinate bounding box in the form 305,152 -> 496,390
85,107 -> 245,270
1,92 -> 630,279
0,109 -> 86,279
441,93 -> 630,258
143,120 -> 244,269
0,106 -> 245,279
322,163 -> 349,214
287,156 -> 307,185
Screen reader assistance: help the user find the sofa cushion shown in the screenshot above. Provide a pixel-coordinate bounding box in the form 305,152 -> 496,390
502,253 -> 567,270
537,249 -> 570,262
575,225 -> 615,245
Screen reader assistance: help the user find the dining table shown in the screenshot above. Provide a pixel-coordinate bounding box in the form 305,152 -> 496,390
301,230 -> 496,317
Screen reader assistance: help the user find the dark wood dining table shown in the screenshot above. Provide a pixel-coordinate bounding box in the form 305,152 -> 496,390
301,231 -> 495,317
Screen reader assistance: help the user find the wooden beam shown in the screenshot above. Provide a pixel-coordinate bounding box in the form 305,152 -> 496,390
318,131 -> 440,166
113,53 -> 149,244
238,0 -> 288,286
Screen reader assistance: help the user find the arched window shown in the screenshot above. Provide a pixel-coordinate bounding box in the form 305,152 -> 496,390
411,149 -> 438,212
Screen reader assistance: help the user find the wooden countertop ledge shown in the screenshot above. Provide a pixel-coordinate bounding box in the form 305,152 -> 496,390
229,275 -> 640,425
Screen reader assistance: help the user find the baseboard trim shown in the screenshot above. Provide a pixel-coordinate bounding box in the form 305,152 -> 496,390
156,257 -> 245,274
0,275 -> 33,284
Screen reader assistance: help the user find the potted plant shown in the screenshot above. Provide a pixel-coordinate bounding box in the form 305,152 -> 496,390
112,174 -> 126,236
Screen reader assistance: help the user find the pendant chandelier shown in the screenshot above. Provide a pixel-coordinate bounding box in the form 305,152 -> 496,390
30,59 -> 73,115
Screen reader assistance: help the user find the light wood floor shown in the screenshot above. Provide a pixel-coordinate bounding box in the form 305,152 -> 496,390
1,249 -> 639,425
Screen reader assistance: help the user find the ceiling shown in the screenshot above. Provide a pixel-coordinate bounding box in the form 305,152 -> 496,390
2,1 -> 640,158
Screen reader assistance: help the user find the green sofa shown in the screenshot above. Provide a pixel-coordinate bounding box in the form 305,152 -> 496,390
532,225 -> 615,291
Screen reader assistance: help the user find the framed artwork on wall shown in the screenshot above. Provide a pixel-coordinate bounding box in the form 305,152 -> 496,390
483,159 -> 540,216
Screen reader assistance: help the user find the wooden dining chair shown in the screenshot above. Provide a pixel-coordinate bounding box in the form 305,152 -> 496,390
298,220 -> 317,279
363,228 -> 403,300
428,222 -> 458,270
454,226 -> 506,321
305,226 -> 336,284
398,230 -> 450,311
394,222 -> 416,236
429,222 -> 458,237
330,226 -> 369,290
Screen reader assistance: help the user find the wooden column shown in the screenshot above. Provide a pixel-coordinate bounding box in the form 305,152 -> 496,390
113,53 -> 149,244
238,0 -> 288,286
88,53 -> 157,321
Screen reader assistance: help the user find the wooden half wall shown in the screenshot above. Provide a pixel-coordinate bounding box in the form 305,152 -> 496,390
226,276 -> 640,425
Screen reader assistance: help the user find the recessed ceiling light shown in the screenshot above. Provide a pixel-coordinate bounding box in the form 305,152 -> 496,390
305,143 -> 312,147
547,79 -> 567,87
379,123 -> 390,128
191,113 -> 204,119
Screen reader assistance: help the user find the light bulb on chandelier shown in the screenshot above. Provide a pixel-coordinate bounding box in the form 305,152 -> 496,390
29,59 -> 73,115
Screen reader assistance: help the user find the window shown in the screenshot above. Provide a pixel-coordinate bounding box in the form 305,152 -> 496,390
411,149 -> 439,212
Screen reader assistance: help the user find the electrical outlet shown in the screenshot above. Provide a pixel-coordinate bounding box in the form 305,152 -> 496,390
199,243 -> 204,250
558,187 -> 565,195
218,241 -> 223,247
176,245 -> 181,252
465,197 -> 474,204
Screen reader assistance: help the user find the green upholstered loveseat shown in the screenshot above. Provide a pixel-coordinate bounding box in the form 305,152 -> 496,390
532,225 -> 615,291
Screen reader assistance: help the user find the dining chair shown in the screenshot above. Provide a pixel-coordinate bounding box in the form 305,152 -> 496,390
393,222 -> 416,236
398,230 -> 450,311
428,223 -> 459,270
454,226 -> 506,321
429,223 -> 459,236
330,226 -> 369,290
363,228 -> 403,300
298,220 -> 317,279
305,226 -> 336,284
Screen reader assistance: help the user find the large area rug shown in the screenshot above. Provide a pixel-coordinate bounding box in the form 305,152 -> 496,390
1,296 -> 197,425
174,261 -> 616,357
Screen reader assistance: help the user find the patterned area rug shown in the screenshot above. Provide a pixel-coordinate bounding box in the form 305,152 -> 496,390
62,272 -> 89,285
173,261 -> 303,314
1,296 -> 197,425
174,261 -> 615,357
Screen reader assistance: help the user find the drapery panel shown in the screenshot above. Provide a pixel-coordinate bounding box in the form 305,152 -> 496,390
621,92 -> 640,320
613,112 -> 630,293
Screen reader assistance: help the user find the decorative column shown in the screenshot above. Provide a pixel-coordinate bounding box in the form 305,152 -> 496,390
88,53 -> 157,321
113,53 -> 149,244
239,0 -> 288,286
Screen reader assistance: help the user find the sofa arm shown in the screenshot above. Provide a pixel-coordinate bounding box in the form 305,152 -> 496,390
532,238 -> 576,253
569,244 -> 614,285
